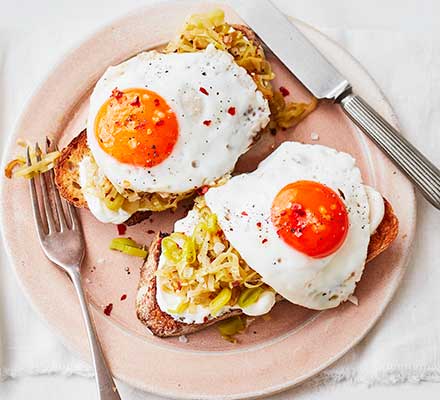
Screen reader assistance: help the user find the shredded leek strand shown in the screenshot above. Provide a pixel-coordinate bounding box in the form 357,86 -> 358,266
104,188 -> 125,211
238,287 -> 264,308
6,150 -> 60,179
109,238 -> 147,258
209,287 -> 232,316
218,316 -> 246,337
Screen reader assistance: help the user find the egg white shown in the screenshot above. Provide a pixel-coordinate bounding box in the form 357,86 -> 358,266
87,44 -> 270,194
204,142 -> 384,310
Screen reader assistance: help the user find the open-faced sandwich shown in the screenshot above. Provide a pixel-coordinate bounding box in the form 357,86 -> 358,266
53,10 -> 316,225
136,142 -> 398,337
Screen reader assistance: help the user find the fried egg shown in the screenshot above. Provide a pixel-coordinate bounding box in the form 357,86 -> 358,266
86,44 -> 270,196
203,142 -> 385,310
155,142 -> 385,323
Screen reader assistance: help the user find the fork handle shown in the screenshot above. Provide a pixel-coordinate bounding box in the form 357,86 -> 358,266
70,271 -> 121,400
340,93 -> 440,209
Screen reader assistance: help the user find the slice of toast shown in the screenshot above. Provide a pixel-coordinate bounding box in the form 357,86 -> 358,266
54,130 -> 152,226
136,199 -> 398,337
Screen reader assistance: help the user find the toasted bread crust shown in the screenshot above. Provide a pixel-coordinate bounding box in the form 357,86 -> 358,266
367,199 -> 399,262
136,198 -> 399,338
54,130 -> 89,208
53,130 -> 152,226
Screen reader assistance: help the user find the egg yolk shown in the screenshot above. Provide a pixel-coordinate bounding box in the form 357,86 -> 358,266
94,88 -> 178,168
271,180 -> 348,258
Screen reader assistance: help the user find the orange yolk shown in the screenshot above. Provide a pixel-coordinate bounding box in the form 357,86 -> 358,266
271,180 -> 348,258
94,88 -> 179,168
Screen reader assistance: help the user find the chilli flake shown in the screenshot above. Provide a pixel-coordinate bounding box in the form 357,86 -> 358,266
227,107 -> 236,116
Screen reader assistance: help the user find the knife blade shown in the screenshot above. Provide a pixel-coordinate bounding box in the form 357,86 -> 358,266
232,0 -> 351,100
234,0 -> 440,209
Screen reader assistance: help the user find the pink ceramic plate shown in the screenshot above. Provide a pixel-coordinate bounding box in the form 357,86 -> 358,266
0,2 -> 416,399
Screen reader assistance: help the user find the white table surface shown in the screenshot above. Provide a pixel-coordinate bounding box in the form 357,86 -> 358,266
1,0 -> 440,399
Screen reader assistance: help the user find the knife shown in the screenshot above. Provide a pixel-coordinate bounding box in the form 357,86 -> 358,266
235,0 -> 440,209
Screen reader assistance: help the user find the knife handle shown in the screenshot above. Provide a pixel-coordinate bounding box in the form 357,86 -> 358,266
340,93 -> 440,209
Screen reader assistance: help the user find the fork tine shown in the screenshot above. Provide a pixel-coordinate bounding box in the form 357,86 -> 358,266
67,202 -> 81,231
45,138 -> 69,231
53,142 -> 81,230
35,143 -> 58,233
27,147 -> 47,238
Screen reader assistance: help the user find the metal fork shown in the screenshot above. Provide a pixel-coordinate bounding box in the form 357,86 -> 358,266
27,139 -> 121,400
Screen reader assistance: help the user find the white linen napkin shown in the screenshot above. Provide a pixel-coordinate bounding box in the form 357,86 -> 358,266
1,0 -> 440,396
